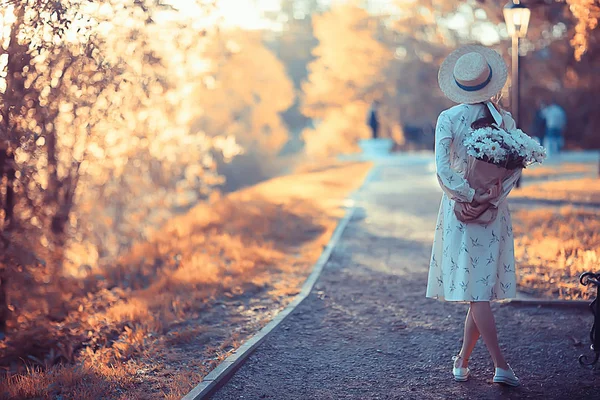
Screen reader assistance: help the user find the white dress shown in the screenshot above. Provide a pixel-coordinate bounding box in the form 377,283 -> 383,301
426,103 -> 522,302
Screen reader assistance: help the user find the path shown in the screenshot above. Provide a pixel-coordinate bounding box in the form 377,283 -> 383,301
211,155 -> 598,400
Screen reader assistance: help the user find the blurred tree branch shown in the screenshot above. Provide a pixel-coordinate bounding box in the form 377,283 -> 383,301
478,0 -> 599,60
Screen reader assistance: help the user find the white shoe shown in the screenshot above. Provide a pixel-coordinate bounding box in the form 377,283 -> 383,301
452,355 -> 470,382
493,364 -> 519,387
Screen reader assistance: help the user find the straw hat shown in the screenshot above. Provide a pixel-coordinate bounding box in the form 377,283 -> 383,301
438,45 -> 508,104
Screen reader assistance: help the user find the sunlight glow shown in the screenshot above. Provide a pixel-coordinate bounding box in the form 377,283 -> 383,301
167,0 -> 281,30
438,4 -> 502,46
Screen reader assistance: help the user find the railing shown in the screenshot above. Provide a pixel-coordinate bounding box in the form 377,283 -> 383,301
579,272 -> 600,369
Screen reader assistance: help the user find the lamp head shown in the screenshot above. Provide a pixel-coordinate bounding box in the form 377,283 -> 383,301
504,1 -> 531,38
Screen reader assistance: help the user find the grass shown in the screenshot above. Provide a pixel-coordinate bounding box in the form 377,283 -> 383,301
512,171 -> 600,300
514,177 -> 600,204
510,172 -> 600,298
522,162 -> 596,179
1,161 -> 372,399
513,206 -> 600,300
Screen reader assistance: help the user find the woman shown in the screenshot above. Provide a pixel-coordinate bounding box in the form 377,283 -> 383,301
425,45 -> 522,387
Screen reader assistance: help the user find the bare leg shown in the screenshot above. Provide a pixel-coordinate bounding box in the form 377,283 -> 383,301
455,306 -> 480,368
470,301 -> 509,369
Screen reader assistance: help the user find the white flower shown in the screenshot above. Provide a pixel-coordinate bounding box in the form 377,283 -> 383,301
502,133 -> 518,150
506,128 -> 546,165
464,125 -> 545,167
481,137 -> 495,147
489,143 -> 508,162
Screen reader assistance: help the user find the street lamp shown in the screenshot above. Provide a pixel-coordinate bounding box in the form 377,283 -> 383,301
504,1 -> 530,188
503,0 -> 531,127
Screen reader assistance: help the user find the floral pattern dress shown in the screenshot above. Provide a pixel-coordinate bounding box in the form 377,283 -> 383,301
426,103 -> 522,302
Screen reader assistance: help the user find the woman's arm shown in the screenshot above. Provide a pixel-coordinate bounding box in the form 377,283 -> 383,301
435,112 -> 475,203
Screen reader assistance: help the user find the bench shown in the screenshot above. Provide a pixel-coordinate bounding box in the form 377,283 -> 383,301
579,272 -> 600,369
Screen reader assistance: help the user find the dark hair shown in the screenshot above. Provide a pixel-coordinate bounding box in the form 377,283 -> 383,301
471,103 -> 498,130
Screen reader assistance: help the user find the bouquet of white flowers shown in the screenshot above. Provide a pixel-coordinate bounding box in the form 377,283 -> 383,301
455,124 -> 546,224
464,125 -> 546,170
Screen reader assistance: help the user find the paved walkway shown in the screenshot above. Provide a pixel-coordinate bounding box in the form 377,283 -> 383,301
212,156 -> 598,400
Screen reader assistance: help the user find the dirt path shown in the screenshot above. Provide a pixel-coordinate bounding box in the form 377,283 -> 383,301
211,157 -> 599,400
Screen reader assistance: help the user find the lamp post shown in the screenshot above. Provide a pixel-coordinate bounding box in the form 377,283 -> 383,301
503,0 -> 531,127
504,0 -> 530,188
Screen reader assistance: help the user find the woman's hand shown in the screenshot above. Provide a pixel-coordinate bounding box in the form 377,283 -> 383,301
459,180 -> 501,220
460,202 -> 490,219
473,179 -> 502,204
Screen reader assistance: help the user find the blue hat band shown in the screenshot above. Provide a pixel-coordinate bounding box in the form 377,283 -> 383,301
454,64 -> 493,92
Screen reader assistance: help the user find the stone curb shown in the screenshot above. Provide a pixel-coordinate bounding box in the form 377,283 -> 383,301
507,292 -> 591,309
181,163 -> 380,400
507,298 -> 591,309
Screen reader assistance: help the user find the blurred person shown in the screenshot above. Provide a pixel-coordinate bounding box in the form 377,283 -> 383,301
367,100 -> 380,139
541,101 -> 567,157
426,45 -> 522,387
516,102 -> 547,189
531,101 -> 547,145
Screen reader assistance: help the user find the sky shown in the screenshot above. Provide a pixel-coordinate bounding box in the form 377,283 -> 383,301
166,0 -> 282,30
165,0 -> 405,29
161,0 -> 503,45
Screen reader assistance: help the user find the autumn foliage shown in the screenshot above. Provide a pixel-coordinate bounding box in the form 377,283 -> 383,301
0,0 -> 294,388
0,157 -> 370,398
301,4 -> 392,157
565,0 -> 600,60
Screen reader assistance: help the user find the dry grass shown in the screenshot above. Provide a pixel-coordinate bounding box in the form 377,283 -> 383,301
513,206 -> 600,300
1,161 -> 371,399
513,177 -> 600,204
1,362 -> 138,400
522,162 -> 596,179
513,170 -> 600,300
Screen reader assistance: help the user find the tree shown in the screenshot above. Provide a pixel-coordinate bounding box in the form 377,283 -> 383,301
0,0 -> 97,334
564,0 -> 600,60
385,0 -> 600,149
191,28 -> 295,190
0,0 -> 231,333
386,1 -> 458,145
301,3 -> 393,156
194,29 -> 294,156
476,0 -> 599,61
265,0 -> 320,152
473,0 -> 600,146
